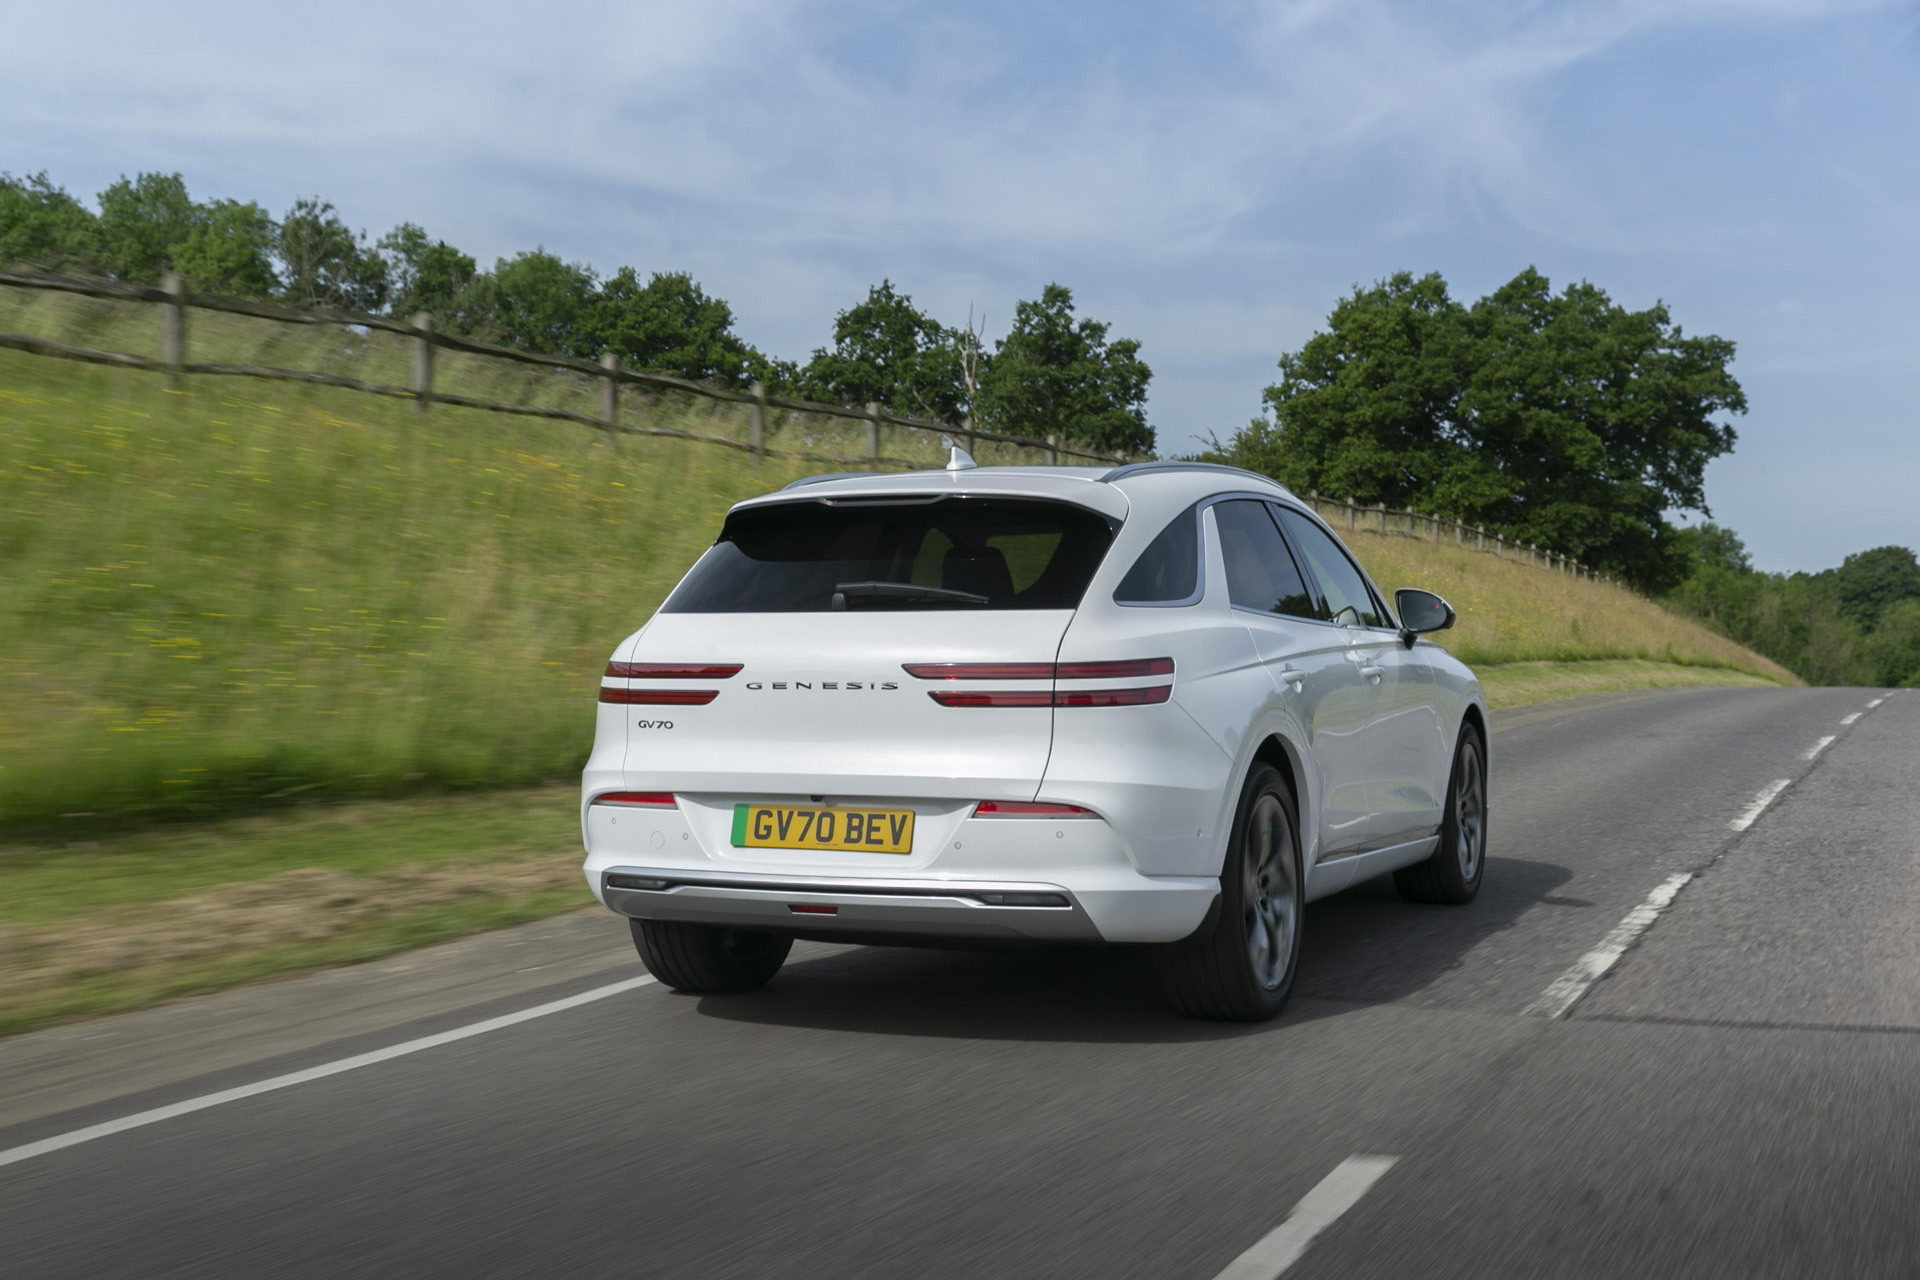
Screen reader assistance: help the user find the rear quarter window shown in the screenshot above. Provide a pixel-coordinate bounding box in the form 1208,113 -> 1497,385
664,497 -> 1116,613
1113,503 -> 1201,605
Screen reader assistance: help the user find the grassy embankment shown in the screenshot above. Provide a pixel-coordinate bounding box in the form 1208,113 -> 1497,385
0,287 -> 1792,1034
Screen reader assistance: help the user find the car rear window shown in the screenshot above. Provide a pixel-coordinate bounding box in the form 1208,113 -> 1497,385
663,497 -> 1117,613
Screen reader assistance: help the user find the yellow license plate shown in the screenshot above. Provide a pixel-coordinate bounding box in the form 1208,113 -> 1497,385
732,804 -> 915,854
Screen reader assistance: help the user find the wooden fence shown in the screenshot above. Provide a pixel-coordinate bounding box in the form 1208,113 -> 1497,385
0,269 -> 1131,470
1298,491 -> 1618,588
0,268 -> 1623,588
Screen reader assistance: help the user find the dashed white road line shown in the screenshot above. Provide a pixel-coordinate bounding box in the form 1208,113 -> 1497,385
1729,779 -> 1792,832
1804,736 -> 1836,760
1212,1155 -> 1400,1279
1840,712 -> 1862,725
1523,873 -> 1693,1019
1868,697 -> 1886,708
0,974 -> 657,1172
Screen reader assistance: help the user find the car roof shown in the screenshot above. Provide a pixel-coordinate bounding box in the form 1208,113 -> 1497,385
730,462 -> 1296,526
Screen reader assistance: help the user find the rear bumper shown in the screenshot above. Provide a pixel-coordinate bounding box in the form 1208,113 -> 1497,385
600,868 -> 1104,942
581,791 -> 1218,944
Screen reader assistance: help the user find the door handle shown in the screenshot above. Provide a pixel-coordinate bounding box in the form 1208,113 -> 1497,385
1358,664 -> 1385,684
1278,665 -> 1305,692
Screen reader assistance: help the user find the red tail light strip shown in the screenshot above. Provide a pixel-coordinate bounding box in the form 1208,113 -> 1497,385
599,688 -> 719,705
592,792 -> 676,808
929,685 -> 1170,708
973,801 -> 1098,818
605,662 -> 742,679
905,657 -> 1174,681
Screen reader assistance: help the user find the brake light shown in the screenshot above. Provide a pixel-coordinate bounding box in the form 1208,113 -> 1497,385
973,801 -> 1097,818
593,792 -> 676,808
599,688 -> 718,705
605,663 -> 742,679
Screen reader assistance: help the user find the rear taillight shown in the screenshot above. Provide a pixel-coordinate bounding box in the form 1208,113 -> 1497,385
599,688 -> 718,705
912,657 -> 1175,708
973,801 -> 1097,818
592,792 -> 676,808
605,663 -> 743,679
928,690 -> 1057,708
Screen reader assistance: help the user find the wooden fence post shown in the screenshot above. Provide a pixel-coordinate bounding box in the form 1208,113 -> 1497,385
1452,519 -> 1462,547
865,402 -> 881,470
1046,433 -> 1058,465
1347,502 -> 1356,532
961,415 -> 976,458
599,352 -> 619,432
1475,525 -> 1485,552
749,381 -> 766,457
411,313 -> 434,414
161,272 -> 186,389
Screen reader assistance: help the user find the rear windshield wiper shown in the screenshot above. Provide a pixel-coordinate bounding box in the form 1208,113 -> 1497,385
832,581 -> 990,609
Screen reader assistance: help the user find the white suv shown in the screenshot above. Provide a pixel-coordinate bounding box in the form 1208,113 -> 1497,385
582,458 -> 1488,1020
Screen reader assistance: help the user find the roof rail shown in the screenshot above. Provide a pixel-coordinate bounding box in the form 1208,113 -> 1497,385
1099,461 -> 1281,487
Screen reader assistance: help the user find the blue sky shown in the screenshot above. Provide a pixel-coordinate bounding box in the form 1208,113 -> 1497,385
3,0 -> 1915,571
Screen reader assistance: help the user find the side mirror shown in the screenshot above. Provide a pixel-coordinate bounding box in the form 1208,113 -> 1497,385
1394,588 -> 1455,647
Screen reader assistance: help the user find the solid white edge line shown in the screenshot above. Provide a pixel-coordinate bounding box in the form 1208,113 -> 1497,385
1212,1155 -> 1400,1280
1522,872 -> 1693,1019
1804,736 -> 1836,760
0,974 -> 657,1172
1729,778 -> 1792,832
1840,712 -> 1862,725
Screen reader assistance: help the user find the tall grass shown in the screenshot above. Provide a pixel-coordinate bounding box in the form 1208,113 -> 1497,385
0,288 -> 1792,831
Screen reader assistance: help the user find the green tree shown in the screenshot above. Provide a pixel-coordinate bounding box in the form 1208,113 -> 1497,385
798,280 -> 970,421
1207,268 -> 1744,590
277,198 -> 389,311
378,223 -> 478,319
96,172 -> 200,283
171,200 -> 278,297
581,268 -> 761,384
0,171 -> 101,271
464,250 -> 597,354
975,284 -> 1152,454
1863,599 -> 1920,688
1832,545 -> 1920,631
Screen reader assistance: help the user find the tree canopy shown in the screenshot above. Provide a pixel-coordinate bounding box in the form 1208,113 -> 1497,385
797,281 -> 970,422
975,284 -> 1153,455
1206,268 -> 1744,590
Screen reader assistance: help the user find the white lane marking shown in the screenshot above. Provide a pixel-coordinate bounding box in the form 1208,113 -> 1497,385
0,975 -> 656,1172
1868,697 -> 1886,708
1729,779 -> 1792,832
1212,1155 -> 1399,1279
1804,736 -> 1836,760
1523,873 -> 1693,1019
1840,712 -> 1862,725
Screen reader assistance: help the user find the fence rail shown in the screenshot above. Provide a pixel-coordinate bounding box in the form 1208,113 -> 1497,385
0,269 -> 1131,469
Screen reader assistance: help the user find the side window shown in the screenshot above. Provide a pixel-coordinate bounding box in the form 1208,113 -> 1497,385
1214,500 -> 1315,618
1114,503 -> 1200,605
1273,506 -> 1385,628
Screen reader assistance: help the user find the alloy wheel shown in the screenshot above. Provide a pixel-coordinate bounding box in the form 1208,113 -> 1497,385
1243,793 -> 1300,990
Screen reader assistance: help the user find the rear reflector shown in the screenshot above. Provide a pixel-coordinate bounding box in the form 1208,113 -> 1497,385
605,663 -> 743,679
968,891 -> 1072,907
904,658 -> 1173,681
599,688 -> 718,705
973,802 -> 1097,818
929,685 -> 1170,708
788,904 -> 839,915
606,874 -> 670,890
592,792 -> 677,808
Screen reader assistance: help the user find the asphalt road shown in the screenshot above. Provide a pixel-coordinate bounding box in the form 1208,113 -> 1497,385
1,686 -> 1915,1278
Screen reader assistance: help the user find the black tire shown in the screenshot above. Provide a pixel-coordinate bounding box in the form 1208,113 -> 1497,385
1156,762 -> 1304,1021
630,918 -> 792,994
1393,726 -> 1488,905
